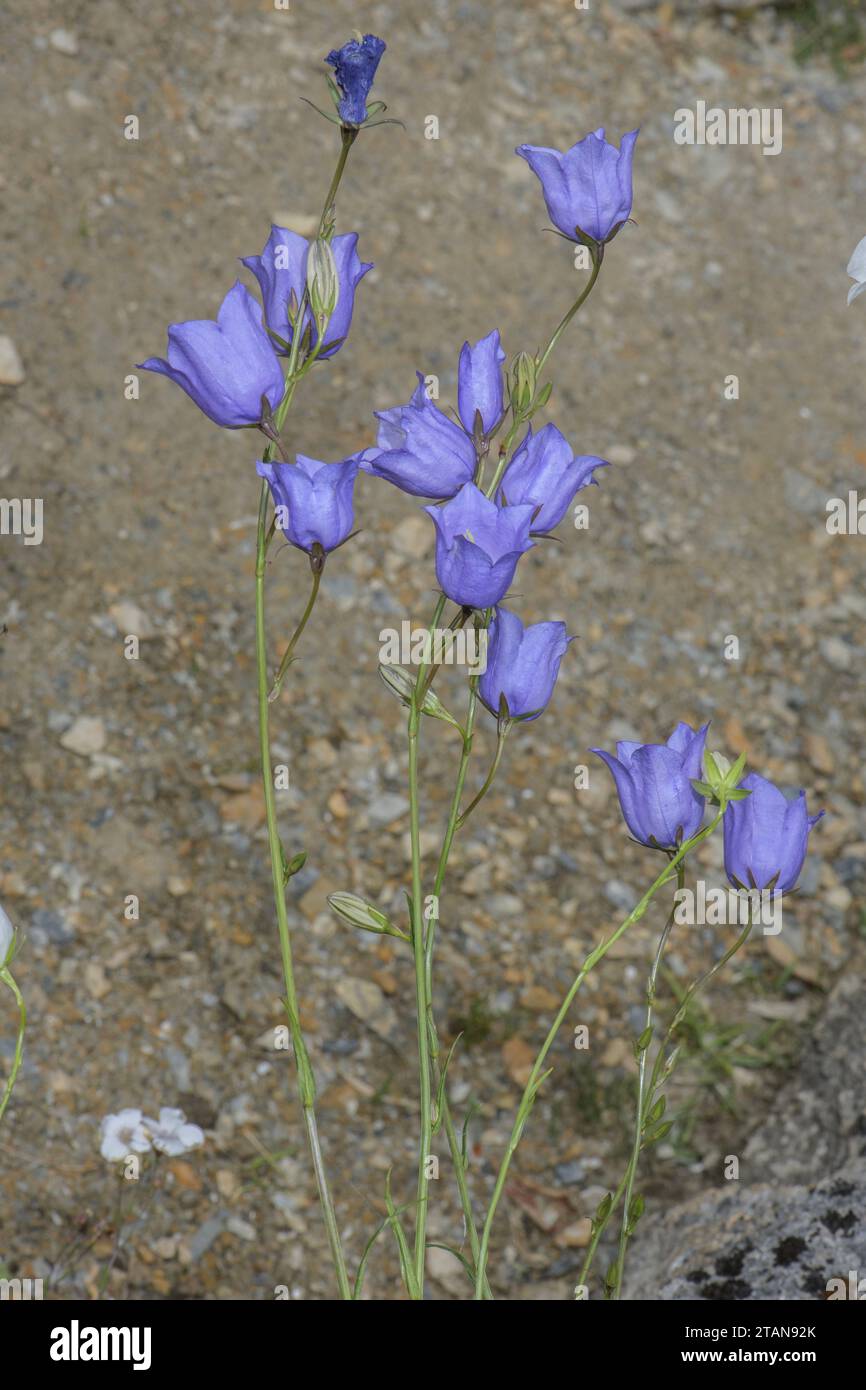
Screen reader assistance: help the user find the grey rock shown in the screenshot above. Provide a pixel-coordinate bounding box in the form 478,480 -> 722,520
367,793 -> 409,828
742,974 -> 866,1185
624,1171 -> 866,1300
29,908 -> 74,945
625,976 -> 866,1299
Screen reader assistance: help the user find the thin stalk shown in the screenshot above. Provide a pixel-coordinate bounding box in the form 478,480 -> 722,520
613,860 -> 683,1299
256,484 -> 350,1299
422,672 -> 492,1298
581,904 -> 756,1295
251,125 -> 360,1300
473,811 -> 724,1298
535,247 -> 603,379
577,1171 -> 629,1294
485,248 -> 604,500
0,969 -> 25,1124
268,567 -> 322,701
408,592 -> 447,1294
456,724 -> 509,829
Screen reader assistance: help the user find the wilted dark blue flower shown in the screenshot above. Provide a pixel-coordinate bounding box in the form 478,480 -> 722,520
325,34 -> 386,125
458,329 -> 506,436
498,424 -> 607,530
256,453 -> 361,555
592,721 -> 709,849
724,773 -> 824,893
479,607 -> 572,721
139,282 -> 284,428
516,127 -> 639,244
242,228 -> 372,359
423,483 -> 534,609
362,373 -> 476,499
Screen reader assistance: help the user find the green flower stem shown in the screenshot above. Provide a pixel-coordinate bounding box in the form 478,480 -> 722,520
256,485 -> 350,1299
485,248 -> 604,501
577,1170 -> 629,1293
251,130 -> 361,1301
456,723 -> 509,830
650,913 -> 756,1101
580,888 -> 756,1296
422,672 -> 494,1298
408,592 -> 448,1294
612,860 -> 683,1300
0,969 -> 25,1125
473,811 -> 724,1299
319,127 -> 358,237
268,566 -> 322,702
535,245 -> 603,379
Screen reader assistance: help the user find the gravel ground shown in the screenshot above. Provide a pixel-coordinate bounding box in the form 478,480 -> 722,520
1,0 -> 864,1300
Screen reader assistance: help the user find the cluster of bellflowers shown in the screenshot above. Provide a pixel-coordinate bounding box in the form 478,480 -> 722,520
135,35 -> 824,1303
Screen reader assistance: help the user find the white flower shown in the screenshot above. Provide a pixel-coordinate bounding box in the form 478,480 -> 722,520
100,1108 -> 152,1161
0,903 -> 14,968
143,1107 -> 204,1156
847,235 -> 866,304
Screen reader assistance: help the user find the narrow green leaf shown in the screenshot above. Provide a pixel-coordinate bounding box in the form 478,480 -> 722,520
432,1034 -> 462,1135
643,1119 -> 674,1147
425,1242 -> 475,1286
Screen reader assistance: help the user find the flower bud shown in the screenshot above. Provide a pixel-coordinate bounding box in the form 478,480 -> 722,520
510,351 -> 537,416
328,892 -> 409,941
306,238 -> 339,325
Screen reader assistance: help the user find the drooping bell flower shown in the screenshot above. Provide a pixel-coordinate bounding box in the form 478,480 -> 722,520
362,373 -> 476,499
325,34 -> 387,125
479,607 -> 572,721
498,424 -> 607,530
423,483 -> 534,609
458,329 -> 506,436
138,282 -> 284,428
516,127 -> 639,245
242,228 -> 372,359
592,721 -> 709,849
723,773 -> 824,893
256,454 -> 362,556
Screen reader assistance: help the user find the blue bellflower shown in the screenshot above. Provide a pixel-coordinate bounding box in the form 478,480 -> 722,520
498,424 -> 607,531
326,35 -> 387,125
362,373 -> 476,499
139,282 -> 284,428
479,607 -> 572,721
592,721 -> 709,849
723,773 -> 824,893
423,483 -> 534,609
516,127 -> 639,244
256,454 -> 361,555
458,329 -> 506,436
